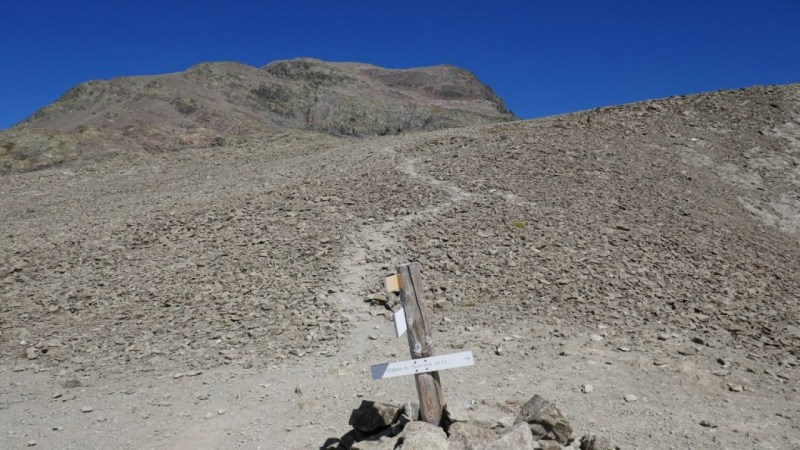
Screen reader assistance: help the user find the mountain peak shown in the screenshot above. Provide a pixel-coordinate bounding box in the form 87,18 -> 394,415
1,58 -> 514,173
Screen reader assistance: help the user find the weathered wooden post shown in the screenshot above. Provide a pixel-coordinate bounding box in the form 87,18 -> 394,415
395,263 -> 445,426
372,262 -> 474,427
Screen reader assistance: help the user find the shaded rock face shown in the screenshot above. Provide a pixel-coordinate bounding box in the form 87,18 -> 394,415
0,58 -> 514,173
349,401 -> 404,434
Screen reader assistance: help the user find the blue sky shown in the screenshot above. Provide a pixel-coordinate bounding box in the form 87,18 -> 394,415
2,0 -> 798,129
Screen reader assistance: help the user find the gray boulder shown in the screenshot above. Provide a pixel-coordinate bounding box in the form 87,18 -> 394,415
396,421 -> 449,450
448,421 -> 499,450
486,422 -> 535,450
580,434 -> 615,450
349,401 -> 404,434
514,395 -> 574,445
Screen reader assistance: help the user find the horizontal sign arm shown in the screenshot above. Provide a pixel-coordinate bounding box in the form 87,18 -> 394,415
371,351 -> 475,380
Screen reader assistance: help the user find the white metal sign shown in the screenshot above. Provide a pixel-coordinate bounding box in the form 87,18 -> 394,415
371,351 -> 475,380
394,307 -> 408,337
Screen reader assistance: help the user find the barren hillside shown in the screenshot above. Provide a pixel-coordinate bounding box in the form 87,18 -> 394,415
0,58 -> 514,173
0,82 -> 798,449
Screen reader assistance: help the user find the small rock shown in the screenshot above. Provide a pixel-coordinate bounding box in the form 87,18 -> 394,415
27,441 -> 37,447
366,293 -> 388,304
204,412 -> 215,420
699,419 -> 716,428
26,347 -> 38,360
80,406 -> 93,413
351,435 -> 399,450
536,441 -> 566,450
727,383 -> 744,392
403,402 -> 420,421
495,345 -> 504,356
52,392 -> 63,399
581,384 -> 594,394
368,335 -> 378,340
617,346 -> 630,352
623,394 -> 638,403
173,373 -> 183,379
433,299 -> 452,309
62,378 -> 81,388
580,434 -> 615,450
589,334 -> 604,342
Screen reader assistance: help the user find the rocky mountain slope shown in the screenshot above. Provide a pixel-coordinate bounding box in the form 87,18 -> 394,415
0,82 -> 798,449
0,58 -> 514,173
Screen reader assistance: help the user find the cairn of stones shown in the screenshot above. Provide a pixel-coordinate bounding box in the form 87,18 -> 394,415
327,394 -> 616,450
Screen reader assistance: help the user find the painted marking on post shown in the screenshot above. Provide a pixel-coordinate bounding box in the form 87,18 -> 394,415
371,351 -> 475,380
394,307 -> 407,337
385,275 -> 400,293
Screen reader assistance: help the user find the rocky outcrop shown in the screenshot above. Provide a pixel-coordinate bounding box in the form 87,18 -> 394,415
0,58 -> 514,173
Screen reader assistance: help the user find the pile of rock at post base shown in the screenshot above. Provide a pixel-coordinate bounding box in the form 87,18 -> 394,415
323,394 -> 617,450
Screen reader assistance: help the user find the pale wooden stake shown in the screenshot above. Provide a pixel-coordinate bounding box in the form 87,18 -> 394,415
395,262 -> 445,426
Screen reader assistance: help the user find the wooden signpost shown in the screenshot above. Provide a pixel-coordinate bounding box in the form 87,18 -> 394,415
371,262 -> 475,427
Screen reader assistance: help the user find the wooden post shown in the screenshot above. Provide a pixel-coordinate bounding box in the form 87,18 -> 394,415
396,262 -> 445,426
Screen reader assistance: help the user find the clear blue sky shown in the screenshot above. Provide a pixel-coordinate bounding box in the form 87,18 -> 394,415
2,0 -> 798,129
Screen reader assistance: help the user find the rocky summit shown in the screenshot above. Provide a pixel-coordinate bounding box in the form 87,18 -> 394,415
0,58 -> 513,173
0,68 -> 798,449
